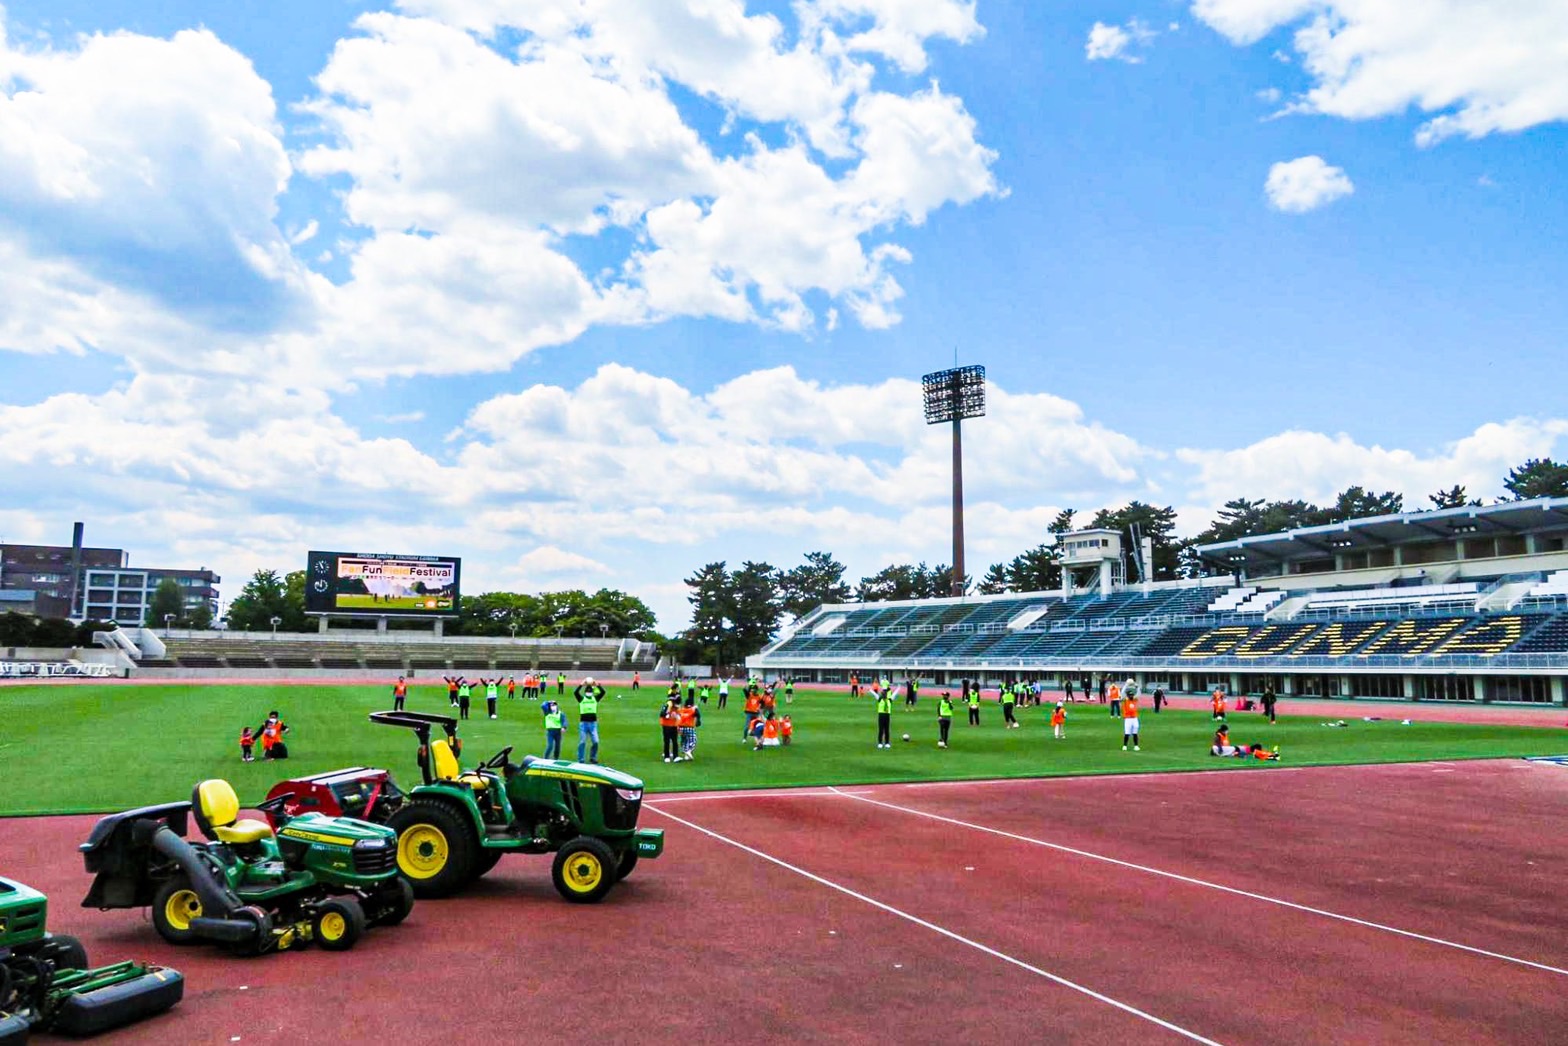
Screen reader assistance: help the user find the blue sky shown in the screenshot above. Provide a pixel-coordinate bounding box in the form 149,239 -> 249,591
3,1 -> 1566,630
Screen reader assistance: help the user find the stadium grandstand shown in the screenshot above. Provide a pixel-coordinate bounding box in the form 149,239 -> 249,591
747,496 -> 1568,705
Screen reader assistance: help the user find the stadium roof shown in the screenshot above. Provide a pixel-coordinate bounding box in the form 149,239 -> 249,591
1194,496 -> 1568,568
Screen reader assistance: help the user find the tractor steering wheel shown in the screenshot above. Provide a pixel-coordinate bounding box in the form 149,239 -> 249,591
258,792 -> 294,813
484,746 -> 514,770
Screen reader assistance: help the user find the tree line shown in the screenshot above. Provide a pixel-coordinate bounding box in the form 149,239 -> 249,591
674,456 -> 1568,668
221,568 -> 661,642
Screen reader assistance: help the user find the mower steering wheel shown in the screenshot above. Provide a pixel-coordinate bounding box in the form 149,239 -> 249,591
258,792 -> 294,813
486,746 -> 514,770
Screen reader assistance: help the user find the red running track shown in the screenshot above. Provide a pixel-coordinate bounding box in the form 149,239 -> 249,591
3,760 -> 1565,1043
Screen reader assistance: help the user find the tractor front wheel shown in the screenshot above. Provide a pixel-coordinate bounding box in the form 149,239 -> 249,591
151,878 -> 204,946
615,849 -> 638,882
369,878 -> 415,927
312,898 -> 366,952
552,836 -> 617,904
388,800 -> 476,898
38,933 -> 89,970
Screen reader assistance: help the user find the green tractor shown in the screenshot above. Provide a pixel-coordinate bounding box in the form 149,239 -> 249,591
269,711 -> 663,903
80,779 -> 413,955
1,876 -> 183,1043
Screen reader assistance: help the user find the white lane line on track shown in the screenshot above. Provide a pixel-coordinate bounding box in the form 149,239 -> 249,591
649,788 -> 873,804
643,803 -> 1223,1046
833,788 -> 1568,978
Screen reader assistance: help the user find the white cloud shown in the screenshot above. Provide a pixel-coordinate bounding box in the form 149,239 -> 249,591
1177,419 -> 1568,507
1194,0 -> 1568,145
1264,155 -> 1353,212
1086,19 -> 1156,63
505,546 -> 613,583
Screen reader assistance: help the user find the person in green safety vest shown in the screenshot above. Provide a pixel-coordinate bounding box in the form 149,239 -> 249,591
965,682 -> 981,726
1001,682 -> 1018,729
483,678 -> 500,719
574,677 -> 606,763
542,701 -> 566,759
874,689 -> 894,748
937,691 -> 954,748
557,672 -> 566,696
457,679 -> 473,721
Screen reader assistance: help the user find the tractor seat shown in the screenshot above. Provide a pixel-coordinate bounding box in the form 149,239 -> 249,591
431,739 -> 488,791
192,779 -> 275,845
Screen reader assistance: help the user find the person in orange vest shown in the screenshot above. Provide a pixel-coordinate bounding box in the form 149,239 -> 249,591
258,711 -> 290,760
659,692 -> 681,763
1107,680 -> 1122,717
678,697 -> 700,761
849,673 -> 860,699
1050,702 -> 1066,740
392,676 -> 408,712
780,715 -> 793,746
506,676 -> 517,701
239,726 -> 255,762
742,687 -> 763,742
1211,688 -> 1227,721
632,670 -> 641,691
1121,693 -> 1141,752
754,711 -> 782,750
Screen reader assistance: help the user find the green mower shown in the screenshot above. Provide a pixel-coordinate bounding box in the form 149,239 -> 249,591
1,876 -> 183,1043
80,779 -> 413,955
268,712 -> 664,903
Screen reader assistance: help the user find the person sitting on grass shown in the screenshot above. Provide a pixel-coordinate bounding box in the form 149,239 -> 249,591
1210,724 -> 1281,760
755,711 -> 783,750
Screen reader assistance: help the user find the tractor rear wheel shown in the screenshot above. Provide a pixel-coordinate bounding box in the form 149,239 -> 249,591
151,878 -> 203,945
312,898 -> 366,952
552,836 -> 617,904
472,848 -> 504,880
615,849 -> 638,882
388,800 -> 476,898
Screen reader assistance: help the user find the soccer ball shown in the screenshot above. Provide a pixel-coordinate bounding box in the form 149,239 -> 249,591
901,733 -> 910,742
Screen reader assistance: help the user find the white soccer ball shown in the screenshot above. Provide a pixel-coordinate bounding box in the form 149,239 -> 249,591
901,733 -> 910,742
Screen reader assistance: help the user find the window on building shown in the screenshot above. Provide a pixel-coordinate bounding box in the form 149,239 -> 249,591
1494,535 -> 1527,558
1486,676 -> 1551,703
1416,676 -> 1474,702
1348,674 -> 1404,698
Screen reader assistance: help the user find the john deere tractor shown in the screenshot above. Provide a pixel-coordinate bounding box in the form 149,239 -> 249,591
267,711 -> 664,903
80,779 -> 413,955
1,876 -> 183,1043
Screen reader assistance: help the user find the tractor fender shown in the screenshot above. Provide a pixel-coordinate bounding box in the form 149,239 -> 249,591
148,827 -> 244,916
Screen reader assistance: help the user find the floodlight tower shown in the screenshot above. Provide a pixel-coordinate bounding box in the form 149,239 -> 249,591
922,365 -> 986,597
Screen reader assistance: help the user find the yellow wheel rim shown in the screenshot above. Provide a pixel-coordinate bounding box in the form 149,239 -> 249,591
398,824 -> 449,879
563,852 -> 603,892
318,911 -> 347,941
164,889 -> 202,931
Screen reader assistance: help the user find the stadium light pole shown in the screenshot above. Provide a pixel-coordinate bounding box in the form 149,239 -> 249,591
163,613 -> 174,638
270,615 -> 281,640
922,365 -> 986,597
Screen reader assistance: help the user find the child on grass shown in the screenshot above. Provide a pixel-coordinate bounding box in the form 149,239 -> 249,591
1051,702 -> 1066,740
239,726 -> 255,762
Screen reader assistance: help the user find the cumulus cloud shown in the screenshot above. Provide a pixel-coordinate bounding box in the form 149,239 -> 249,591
1086,19 -> 1155,62
1193,0 -> 1568,145
506,546 -> 614,582
1264,155 -> 1353,212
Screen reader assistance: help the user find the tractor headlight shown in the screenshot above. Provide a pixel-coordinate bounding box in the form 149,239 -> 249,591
615,788 -> 642,803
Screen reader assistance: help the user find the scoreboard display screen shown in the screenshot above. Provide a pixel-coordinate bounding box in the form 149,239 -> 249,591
305,551 -> 461,617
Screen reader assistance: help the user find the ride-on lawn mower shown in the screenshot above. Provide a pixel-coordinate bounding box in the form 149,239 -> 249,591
0,876 -> 182,1043
80,779 -> 413,955
265,711 -> 664,903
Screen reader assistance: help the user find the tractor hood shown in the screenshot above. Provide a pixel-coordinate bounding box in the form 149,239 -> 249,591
277,813 -> 397,847
520,758 -> 644,792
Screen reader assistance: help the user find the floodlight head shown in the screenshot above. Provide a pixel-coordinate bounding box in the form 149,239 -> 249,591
922,365 -> 986,425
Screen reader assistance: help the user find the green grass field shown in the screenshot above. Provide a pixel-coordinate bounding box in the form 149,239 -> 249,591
1,683 -> 1564,816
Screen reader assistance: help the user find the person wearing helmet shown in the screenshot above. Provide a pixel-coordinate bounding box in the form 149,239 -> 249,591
574,677 -> 606,763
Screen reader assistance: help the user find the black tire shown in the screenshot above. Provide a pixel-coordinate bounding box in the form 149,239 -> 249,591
472,848 -> 504,879
551,836 -> 617,904
150,877 -> 203,946
38,932 -> 90,971
387,800 -> 477,898
615,849 -> 638,882
312,898 -> 366,952
369,877 -> 415,926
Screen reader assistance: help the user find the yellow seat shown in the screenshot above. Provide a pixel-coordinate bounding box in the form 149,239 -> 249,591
192,779 -> 275,845
431,739 -> 487,791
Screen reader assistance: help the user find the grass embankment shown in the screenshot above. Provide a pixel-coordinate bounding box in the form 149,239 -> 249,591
0,684 -> 1563,816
